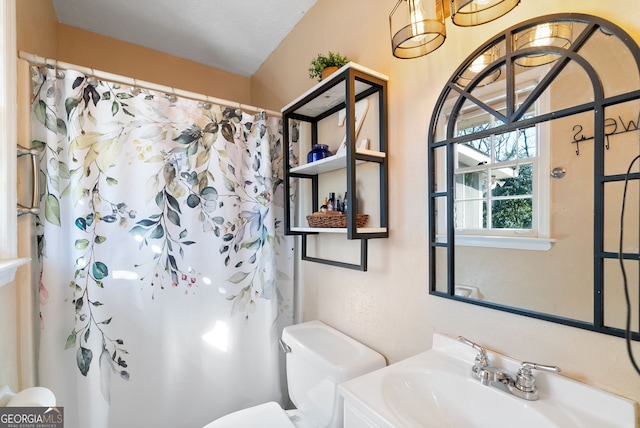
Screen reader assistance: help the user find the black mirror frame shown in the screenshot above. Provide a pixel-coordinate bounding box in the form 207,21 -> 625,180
428,13 -> 640,339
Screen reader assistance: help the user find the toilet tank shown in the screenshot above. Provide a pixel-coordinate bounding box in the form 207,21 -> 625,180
281,320 -> 386,428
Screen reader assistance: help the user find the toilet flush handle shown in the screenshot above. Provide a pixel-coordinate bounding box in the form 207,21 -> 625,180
279,339 -> 291,353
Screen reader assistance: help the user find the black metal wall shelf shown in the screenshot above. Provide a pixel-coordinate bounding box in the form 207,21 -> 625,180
282,62 -> 389,271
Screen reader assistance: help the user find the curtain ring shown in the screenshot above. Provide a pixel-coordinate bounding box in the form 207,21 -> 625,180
44,58 -> 56,74
167,88 -> 177,103
55,60 -> 65,79
87,68 -> 99,86
199,95 -> 212,110
130,78 -> 141,96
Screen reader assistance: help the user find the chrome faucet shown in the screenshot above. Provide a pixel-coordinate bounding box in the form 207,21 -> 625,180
458,336 -> 561,401
457,336 -> 489,378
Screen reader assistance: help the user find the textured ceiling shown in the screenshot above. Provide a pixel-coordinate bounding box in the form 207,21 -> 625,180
52,0 -> 317,77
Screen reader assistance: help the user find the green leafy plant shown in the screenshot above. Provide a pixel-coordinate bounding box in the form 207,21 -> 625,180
308,51 -> 350,81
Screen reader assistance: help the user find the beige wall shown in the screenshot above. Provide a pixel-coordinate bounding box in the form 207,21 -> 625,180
56,25 -> 251,104
252,0 -> 640,405
16,0 -> 58,59
16,0 -> 251,104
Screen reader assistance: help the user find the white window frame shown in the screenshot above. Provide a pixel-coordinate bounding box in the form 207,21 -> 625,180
454,109 -> 537,231
439,69 -> 554,251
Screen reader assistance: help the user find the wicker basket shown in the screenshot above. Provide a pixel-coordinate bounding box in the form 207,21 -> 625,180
306,213 -> 369,228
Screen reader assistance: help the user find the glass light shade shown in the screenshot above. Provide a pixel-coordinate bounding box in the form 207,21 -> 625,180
390,0 -> 446,59
514,22 -> 573,67
451,0 -> 520,26
455,45 -> 501,87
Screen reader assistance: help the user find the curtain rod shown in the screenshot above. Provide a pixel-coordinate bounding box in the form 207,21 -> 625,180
18,51 -> 281,118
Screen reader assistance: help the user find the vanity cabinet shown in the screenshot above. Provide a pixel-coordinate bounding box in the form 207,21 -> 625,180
343,401 -> 385,428
281,62 -> 388,271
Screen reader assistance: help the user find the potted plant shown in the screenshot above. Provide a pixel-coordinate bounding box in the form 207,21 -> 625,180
308,52 -> 350,81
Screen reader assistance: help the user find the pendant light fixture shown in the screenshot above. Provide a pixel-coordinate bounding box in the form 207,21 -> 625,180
455,44 -> 501,87
390,0 -> 446,59
451,0 -> 521,27
390,0 -> 520,59
513,22 -> 574,67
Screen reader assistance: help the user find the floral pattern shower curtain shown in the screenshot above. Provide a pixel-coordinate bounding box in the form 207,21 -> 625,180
30,65 -> 294,428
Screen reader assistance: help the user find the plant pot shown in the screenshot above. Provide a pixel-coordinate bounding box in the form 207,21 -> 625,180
321,66 -> 339,80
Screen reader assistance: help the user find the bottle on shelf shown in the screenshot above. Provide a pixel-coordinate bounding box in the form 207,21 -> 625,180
320,197 -> 328,213
327,192 -> 335,211
335,195 -> 342,213
307,144 -> 333,163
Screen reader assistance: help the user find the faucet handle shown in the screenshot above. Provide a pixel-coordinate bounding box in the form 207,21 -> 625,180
516,362 -> 561,392
519,362 -> 561,374
458,336 -> 489,367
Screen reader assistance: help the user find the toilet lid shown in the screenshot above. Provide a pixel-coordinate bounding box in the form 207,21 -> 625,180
203,401 -> 295,428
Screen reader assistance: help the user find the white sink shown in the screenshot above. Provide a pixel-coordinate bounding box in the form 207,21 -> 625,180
339,334 -> 637,428
382,367 -> 558,427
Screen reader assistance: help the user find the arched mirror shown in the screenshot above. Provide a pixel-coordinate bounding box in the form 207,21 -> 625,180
429,14 -> 640,339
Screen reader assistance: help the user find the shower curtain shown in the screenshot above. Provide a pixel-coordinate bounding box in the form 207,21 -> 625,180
29,64 -> 294,428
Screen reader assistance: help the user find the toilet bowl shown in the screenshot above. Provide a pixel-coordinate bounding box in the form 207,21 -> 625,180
204,320 -> 385,428
204,402 -> 295,428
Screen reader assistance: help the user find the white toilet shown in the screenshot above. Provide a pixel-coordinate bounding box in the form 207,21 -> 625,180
204,320 -> 386,428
